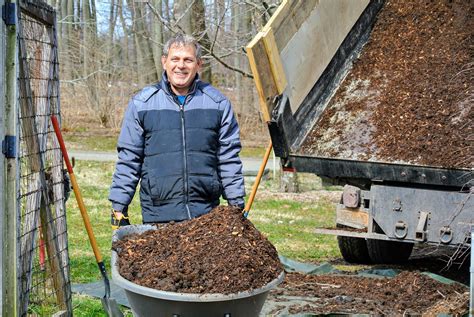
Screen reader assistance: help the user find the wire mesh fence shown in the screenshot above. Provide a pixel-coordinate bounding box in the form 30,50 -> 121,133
16,1 -> 72,316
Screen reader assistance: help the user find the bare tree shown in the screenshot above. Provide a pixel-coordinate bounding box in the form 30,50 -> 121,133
127,0 -> 159,86
173,0 -> 193,34
192,0 -> 212,83
82,0 -> 94,77
64,0 -> 75,79
151,0 -> 164,75
57,0 -> 279,135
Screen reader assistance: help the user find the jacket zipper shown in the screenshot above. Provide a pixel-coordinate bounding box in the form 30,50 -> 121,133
179,102 -> 192,219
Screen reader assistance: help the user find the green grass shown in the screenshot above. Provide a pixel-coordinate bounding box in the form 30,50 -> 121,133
63,135 -> 118,152
240,146 -> 267,158
248,199 -> 339,261
67,161 -> 140,316
66,160 -> 339,315
72,295 -> 133,317
63,136 -> 267,159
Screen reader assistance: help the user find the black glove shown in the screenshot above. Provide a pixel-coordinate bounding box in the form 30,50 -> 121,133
111,209 -> 130,230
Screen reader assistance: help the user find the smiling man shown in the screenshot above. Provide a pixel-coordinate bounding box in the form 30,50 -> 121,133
109,34 -> 245,227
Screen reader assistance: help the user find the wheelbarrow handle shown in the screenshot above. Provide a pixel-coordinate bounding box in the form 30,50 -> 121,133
243,141 -> 273,217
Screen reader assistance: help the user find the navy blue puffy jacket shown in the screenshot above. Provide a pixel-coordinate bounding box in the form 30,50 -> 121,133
109,75 -> 245,223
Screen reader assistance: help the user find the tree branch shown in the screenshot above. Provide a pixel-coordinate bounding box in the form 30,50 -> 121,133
146,1 -> 254,79
201,45 -> 253,79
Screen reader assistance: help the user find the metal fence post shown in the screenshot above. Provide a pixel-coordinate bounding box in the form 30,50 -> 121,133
2,0 -> 18,315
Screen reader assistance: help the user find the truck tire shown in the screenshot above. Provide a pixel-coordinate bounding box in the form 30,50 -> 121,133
366,239 -> 414,264
337,236 -> 371,264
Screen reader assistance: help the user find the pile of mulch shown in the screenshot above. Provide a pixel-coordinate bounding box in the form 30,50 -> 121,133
112,206 -> 283,294
301,0 -> 472,169
267,271 -> 468,315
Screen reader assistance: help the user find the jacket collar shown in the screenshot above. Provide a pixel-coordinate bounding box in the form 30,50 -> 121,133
160,72 -> 202,97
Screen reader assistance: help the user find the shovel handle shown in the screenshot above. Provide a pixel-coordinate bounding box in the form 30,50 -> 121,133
51,115 -> 103,263
243,141 -> 273,217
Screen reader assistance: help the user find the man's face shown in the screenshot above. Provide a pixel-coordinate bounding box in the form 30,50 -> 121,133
162,44 -> 202,95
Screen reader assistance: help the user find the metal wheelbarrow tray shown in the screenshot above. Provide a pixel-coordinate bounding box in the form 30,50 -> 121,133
112,225 -> 285,317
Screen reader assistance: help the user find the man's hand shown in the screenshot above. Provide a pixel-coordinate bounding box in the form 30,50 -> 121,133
111,210 -> 130,230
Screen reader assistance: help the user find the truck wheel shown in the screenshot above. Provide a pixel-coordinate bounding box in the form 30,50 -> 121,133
337,236 -> 371,264
366,239 -> 414,264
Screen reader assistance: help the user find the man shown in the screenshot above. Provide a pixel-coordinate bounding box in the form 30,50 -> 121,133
109,34 -> 245,227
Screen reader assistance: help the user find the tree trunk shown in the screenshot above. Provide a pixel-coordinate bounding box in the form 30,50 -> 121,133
65,0 -> 74,79
127,0 -> 159,86
107,0 -> 118,68
232,2 -> 242,113
118,0 -> 130,70
59,0 -> 67,38
174,0 -> 192,34
82,0 -> 91,78
57,0 -> 66,77
151,0 -> 163,76
242,3 -> 255,115
83,0 -> 102,123
91,0 -> 98,35
192,0 -> 212,83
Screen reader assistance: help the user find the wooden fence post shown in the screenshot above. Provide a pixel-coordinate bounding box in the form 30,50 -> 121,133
0,0 -> 5,311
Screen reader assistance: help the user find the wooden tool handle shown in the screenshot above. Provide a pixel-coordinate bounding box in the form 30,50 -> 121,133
244,141 -> 273,216
51,115 -> 103,263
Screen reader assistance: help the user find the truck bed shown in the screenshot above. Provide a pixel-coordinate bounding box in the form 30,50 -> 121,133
297,1 -> 472,171
263,0 -> 474,188
248,0 -> 472,188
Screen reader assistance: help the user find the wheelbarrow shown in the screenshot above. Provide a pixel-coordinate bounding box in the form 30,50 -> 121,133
112,225 -> 284,317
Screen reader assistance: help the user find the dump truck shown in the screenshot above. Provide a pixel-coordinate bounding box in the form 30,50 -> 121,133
247,0 -> 472,263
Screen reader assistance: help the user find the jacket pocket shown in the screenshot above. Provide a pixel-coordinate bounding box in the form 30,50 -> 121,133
148,172 -> 183,206
188,173 -> 221,201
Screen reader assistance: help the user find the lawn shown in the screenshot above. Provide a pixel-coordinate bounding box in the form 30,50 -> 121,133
63,134 -> 119,152
63,133 -> 267,158
67,160 -> 340,316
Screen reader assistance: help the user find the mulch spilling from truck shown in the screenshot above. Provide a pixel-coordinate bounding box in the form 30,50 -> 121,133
301,0 -> 472,169
267,271 -> 468,315
112,206 -> 283,294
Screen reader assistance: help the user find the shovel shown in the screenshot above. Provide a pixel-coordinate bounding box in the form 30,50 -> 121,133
51,115 -> 123,317
243,141 -> 273,218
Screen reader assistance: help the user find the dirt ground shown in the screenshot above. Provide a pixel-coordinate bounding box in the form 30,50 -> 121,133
301,0 -> 473,169
267,271 -> 468,315
112,206 -> 283,294
262,243 -> 470,315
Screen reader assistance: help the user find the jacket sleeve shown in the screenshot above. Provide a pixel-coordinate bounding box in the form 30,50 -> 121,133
109,99 -> 145,212
217,99 -> 245,201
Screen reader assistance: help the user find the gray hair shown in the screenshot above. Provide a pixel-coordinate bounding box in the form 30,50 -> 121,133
163,34 -> 202,59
